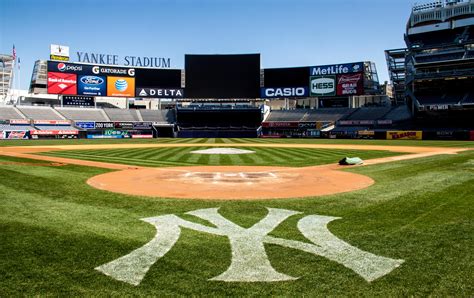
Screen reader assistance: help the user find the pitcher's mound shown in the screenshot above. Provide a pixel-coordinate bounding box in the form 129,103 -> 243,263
190,148 -> 255,155
87,165 -> 374,200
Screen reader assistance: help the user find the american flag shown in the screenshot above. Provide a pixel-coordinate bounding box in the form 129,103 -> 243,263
18,57 -> 20,70
12,44 -> 16,60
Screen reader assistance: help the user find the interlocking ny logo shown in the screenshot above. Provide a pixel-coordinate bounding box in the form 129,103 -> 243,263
96,208 -> 403,285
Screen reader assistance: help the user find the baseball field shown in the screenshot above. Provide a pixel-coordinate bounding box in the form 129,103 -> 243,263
0,138 -> 473,296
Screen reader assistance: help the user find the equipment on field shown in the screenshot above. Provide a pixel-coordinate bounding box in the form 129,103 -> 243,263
338,157 -> 364,165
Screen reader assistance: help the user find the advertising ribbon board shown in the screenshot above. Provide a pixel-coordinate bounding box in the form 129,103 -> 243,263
95,122 -> 115,129
386,131 -> 422,140
75,121 -> 95,129
47,72 -> 77,95
336,73 -> 364,96
136,88 -> 184,98
260,87 -> 309,98
310,76 -> 336,97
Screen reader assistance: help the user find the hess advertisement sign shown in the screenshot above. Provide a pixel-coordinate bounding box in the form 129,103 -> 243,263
107,77 -> 135,97
310,76 -> 336,97
47,72 -> 77,95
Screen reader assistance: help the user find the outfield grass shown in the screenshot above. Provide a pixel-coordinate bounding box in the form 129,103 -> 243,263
0,139 -> 473,296
38,146 -> 404,167
1,137 -> 473,148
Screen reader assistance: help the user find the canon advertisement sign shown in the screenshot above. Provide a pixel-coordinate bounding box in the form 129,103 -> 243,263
310,62 -> 364,76
310,76 -> 336,97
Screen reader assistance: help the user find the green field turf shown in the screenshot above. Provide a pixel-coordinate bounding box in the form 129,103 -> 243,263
0,139 -> 473,296
38,146 -> 404,168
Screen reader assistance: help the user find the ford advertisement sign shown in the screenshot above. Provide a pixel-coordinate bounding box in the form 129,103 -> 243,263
78,75 -> 106,96
260,87 -> 309,98
310,62 -> 364,76
310,76 -> 336,97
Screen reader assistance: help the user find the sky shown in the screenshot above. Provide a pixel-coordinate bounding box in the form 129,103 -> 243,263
0,0 -> 415,90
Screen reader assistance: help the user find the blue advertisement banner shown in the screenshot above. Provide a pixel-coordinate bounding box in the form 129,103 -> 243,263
260,87 -> 309,98
78,75 -> 107,96
75,121 -> 95,129
310,62 -> 364,76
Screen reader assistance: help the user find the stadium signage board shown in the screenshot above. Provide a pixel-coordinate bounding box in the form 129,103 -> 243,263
76,52 -> 171,68
9,119 -> 30,125
63,95 -> 95,107
75,121 -> 95,129
260,87 -> 309,98
136,88 -> 184,98
261,122 -> 299,128
107,77 -> 135,97
50,44 -> 70,61
47,72 -> 77,95
30,130 -> 78,135
77,76 -> 107,96
132,122 -> 153,129
33,120 -> 71,125
310,76 -> 336,97
47,61 -> 93,75
336,73 -> 364,96
386,131 -> 422,140
310,62 -> 364,76
95,122 -> 114,129
114,122 -> 134,129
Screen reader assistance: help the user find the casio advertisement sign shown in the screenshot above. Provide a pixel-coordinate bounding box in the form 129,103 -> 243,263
136,88 -> 184,98
310,76 -> 336,97
310,62 -> 364,76
260,87 -> 309,98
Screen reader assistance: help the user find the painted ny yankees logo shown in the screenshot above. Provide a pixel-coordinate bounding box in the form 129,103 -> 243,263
96,208 -> 403,285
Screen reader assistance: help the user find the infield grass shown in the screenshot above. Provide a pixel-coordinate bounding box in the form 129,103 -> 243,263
0,139 -> 473,296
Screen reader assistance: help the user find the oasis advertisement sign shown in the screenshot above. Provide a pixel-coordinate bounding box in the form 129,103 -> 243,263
260,87 -> 309,98
310,76 -> 336,97
310,62 -> 364,76
78,76 -> 106,96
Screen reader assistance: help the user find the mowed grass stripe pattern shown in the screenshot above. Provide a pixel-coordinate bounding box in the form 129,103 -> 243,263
38,147 -> 404,167
0,146 -> 473,296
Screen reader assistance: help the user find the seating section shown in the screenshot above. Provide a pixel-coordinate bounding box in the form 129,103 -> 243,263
104,109 -> 140,121
462,92 -> 474,104
303,108 -> 354,122
382,105 -> 412,122
139,109 -> 175,123
417,93 -> 464,105
56,108 -> 109,121
0,107 -> 24,120
345,107 -> 392,121
266,110 -> 306,121
17,106 -> 64,120
0,124 -> 35,131
34,125 -> 78,131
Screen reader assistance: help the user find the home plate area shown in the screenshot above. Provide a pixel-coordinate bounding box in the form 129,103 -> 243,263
87,165 -> 374,200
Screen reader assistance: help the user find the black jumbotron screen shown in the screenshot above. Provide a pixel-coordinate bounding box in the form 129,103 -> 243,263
185,54 -> 260,98
263,67 -> 310,87
135,68 -> 182,88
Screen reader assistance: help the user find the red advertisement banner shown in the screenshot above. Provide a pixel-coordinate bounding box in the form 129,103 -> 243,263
262,122 -> 299,128
48,72 -> 77,95
33,120 -> 71,125
30,130 -> 78,135
336,73 -> 363,96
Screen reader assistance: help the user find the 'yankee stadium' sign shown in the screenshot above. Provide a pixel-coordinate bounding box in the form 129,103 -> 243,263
76,52 -> 171,68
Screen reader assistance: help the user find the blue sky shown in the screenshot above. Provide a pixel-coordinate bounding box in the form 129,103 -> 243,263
1,0 -> 415,89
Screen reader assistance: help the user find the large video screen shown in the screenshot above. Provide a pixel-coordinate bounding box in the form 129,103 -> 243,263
263,67 -> 309,87
135,68 -> 182,88
185,54 -> 260,99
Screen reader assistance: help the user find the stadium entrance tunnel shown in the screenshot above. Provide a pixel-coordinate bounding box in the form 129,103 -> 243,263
86,165 -> 375,200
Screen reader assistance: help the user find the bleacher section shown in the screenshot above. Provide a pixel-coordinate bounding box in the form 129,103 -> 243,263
104,109 -> 140,121
303,108 -> 354,122
382,105 -> 412,122
17,106 -> 64,120
0,124 -> 35,131
0,107 -> 24,119
345,107 -> 392,121
56,107 -> 109,121
139,109 -> 175,123
34,125 -> 78,131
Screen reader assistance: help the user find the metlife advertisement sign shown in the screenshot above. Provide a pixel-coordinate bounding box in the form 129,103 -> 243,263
310,62 -> 364,76
310,76 -> 336,97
